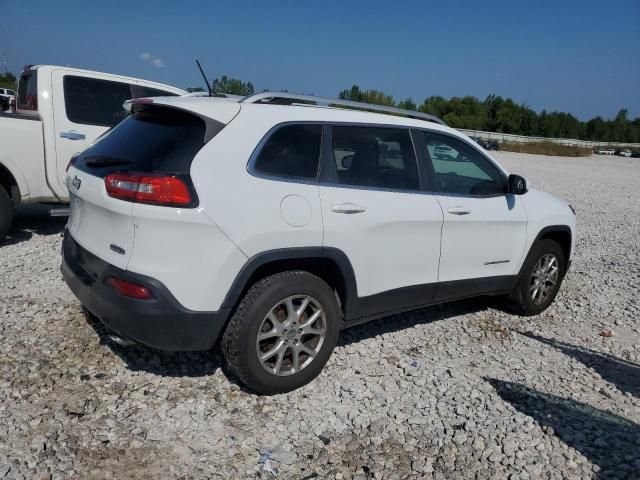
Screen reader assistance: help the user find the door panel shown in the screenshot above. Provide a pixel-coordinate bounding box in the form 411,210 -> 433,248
320,186 -> 443,300
416,130 -> 528,282
320,125 -> 443,316
435,194 -> 527,281
52,70 -> 133,197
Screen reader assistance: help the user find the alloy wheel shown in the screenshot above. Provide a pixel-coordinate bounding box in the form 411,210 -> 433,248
529,253 -> 559,305
255,295 -> 326,376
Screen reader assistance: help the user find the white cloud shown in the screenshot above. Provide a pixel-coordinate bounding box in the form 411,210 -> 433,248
139,52 -> 165,68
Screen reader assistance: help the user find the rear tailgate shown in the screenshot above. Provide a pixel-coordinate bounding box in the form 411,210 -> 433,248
66,101 -> 237,270
66,168 -> 134,269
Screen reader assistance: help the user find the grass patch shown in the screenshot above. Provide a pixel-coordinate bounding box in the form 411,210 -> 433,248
499,141 -> 592,157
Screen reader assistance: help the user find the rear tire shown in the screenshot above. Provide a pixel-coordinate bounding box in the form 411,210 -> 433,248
504,239 -> 566,316
222,271 -> 340,395
0,185 -> 13,241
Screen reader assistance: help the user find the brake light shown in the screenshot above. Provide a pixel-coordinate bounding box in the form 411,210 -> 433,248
104,173 -> 191,206
107,277 -> 153,299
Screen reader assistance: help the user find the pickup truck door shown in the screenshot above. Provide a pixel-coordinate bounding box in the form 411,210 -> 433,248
51,69 -> 135,198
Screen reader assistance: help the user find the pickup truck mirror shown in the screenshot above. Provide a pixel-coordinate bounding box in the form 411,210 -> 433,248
507,174 -> 528,195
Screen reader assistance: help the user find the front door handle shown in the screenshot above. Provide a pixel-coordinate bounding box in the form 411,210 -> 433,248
447,206 -> 471,215
331,203 -> 367,214
60,130 -> 86,140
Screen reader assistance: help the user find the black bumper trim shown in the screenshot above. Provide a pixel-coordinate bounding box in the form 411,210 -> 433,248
61,231 -> 230,351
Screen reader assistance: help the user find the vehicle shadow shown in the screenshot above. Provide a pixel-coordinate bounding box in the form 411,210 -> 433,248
521,332 -> 640,399
486,378 -> 640,479
84,297 -> 493,384
83,310 -> 225,379
0,206 -> 67,247
339,296 -> 492,347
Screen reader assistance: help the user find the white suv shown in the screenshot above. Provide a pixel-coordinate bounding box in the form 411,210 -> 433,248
62,92 -> 576,394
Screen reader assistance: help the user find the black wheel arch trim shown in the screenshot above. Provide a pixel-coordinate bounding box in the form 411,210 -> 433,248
221,247 -> 360,319
521,225 -> 573,276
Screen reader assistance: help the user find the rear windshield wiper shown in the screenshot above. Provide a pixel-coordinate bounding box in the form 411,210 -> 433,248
83,156 -> 134,168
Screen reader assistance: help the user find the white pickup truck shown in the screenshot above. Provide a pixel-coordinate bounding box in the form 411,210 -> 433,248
0,65 -> 185,239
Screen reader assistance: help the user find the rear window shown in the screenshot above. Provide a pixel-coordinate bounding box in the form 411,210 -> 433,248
17,71 -> 38,111
74,106 -> 208,178
64,76 -> 134,127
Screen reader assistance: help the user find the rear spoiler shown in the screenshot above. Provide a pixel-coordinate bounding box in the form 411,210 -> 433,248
121,99 -> 226,143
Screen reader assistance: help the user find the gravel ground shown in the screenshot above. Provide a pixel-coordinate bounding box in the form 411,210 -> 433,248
1,152 -> 639,479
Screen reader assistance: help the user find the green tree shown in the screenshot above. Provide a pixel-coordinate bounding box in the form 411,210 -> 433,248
339,85 -> 394,106
397,98 -> 417,111
0,72 -> 17,90
211,75 -> 254,96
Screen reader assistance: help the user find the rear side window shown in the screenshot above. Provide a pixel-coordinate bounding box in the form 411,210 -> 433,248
64,76 -> 134,127
331,126 -> 420,191
252,124 -> 322,180
75,106 -> 207,178
17,71 -> 38,111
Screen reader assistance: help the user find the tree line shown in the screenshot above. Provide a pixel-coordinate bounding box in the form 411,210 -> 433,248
339,85 -> 640,144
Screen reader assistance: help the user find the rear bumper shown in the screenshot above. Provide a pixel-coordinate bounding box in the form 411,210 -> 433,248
61,230 -> 231,351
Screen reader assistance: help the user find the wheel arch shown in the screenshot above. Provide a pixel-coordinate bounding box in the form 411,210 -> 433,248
522,225 -> 572,276
0,160 -> 25,205
221,247 -> 359,320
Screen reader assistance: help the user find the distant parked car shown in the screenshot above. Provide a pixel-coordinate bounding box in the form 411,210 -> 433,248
0,87 -> 16,111
619,150 -> 632,157
596,148 -> 615,155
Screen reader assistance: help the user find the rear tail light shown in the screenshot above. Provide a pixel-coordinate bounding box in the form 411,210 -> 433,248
107,277 -> 153,299
105,173 -> 192,206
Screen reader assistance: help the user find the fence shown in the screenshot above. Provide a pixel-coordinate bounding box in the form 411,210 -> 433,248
457,129 -> 640,150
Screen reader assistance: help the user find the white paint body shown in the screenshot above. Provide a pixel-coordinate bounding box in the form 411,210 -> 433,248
66,98 -> 576,312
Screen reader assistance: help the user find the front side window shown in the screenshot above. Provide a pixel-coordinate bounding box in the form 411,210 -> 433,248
253,124 -> 322,179
64,76 -> 133,127
421,131 -> 504,196
331,126 -> 419,191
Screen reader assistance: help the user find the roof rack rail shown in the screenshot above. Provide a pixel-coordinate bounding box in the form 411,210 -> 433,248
240,91 -> 447,126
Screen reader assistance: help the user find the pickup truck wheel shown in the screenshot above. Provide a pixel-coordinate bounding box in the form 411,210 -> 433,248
504,239 -> 566,316
222,271 -> 340,395
0,185 -> 13,241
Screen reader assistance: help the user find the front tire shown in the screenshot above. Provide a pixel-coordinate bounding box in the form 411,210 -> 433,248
221,271 -> 341,394
0,185 -> 13,241
504,239 -> 566,316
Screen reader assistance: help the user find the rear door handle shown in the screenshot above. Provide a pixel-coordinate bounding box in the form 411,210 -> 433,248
447,206 -> 471,215
331,203 -> 367,214
60,130 -> 86,140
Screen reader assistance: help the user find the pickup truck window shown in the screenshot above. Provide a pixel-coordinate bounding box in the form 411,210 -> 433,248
17,71 -> 38,111
63,76 -> 134,128
136,86 -> 180,98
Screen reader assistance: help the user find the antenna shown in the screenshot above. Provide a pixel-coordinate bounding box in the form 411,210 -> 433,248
195,59 -> 213,97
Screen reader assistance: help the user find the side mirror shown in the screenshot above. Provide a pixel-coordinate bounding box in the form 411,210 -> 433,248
507,174 -> 527,195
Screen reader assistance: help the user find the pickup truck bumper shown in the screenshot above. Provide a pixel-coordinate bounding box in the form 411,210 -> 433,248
61,230 -> 231,351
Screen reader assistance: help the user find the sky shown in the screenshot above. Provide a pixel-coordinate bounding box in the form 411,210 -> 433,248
1,0 -> 639,121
